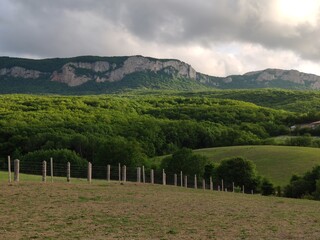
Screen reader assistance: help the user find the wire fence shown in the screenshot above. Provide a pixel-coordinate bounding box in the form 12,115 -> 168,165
1,157 -> 253,194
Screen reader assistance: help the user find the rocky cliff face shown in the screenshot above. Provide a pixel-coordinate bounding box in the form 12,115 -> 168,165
0,56 -> 197,87
0,66 -> 41,79
2,56 -> 320,91
242,69 -> 320,89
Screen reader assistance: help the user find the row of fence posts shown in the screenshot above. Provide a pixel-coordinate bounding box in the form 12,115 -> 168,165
5,156 -> 253,194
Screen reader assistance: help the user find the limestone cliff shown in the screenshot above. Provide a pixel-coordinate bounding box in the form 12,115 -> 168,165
242,69 -> 320,89
50,56 -> 197,86
2,56 -> 320,91
0,66 -> 41,79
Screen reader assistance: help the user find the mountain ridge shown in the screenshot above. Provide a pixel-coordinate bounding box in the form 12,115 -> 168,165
1,55 -> 320,93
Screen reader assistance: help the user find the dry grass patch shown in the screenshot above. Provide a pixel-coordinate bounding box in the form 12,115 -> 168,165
0,181 -> 319,239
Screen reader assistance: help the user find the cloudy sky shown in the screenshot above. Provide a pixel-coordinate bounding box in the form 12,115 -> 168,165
1,0 -> 320,76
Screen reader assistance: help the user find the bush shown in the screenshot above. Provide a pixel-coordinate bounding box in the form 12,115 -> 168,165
215,157 -> 260,193
161,148 -> 208,176
260,178 -> 275,196
284,166 -> 320,199
21,149 -> 87,168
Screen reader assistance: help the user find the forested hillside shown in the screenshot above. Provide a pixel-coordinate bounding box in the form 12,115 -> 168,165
1,90 -> 314,169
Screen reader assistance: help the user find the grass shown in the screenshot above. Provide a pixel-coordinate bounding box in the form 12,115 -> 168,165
0,171 -> 93,184
0,180 -> 320,239
194,145 -> 320,187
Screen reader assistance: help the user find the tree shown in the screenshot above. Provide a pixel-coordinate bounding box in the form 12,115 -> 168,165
284,165 -> 320,199
260,178 -> 275,196
203,163 -> 216,182
161,148 -> 208,177
215,157 -> 260,192
21,149 -> 87,176
95,137 -> 148,167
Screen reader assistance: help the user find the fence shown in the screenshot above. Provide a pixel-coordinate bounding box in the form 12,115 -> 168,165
1,156 -> 255,194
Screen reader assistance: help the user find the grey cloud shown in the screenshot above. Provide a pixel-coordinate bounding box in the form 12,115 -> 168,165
0,0 -> 320,62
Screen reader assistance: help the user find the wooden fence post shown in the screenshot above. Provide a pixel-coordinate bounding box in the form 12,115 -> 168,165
162,169 -> 166,185
232,182 -> 235,193
202,179 -> 205,190
50,157 -> 53,183
194,175 -> 197,189
118,163 -> 121,182
210,177 -> 213,191
42,161 -> 47,182
142,166 -> 145,183
242,185 -> 245,194
222,179 -> 224,191
180,171 -> 183,187
151,169 -> 154,184
174,174 -> 177,186
137,167 -> 141,183
67,162 -> 71,183
107,164 -> 110,181
251,189 -> 253,195
8,156 -> 11,183
122,165 -> 127,182
184,175 -> 188,188
14,159 -> 19,182
218,185 -> 220,191
87,162 -> 92,183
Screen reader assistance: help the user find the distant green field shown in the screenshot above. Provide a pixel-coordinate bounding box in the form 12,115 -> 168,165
194,145 -> 320,187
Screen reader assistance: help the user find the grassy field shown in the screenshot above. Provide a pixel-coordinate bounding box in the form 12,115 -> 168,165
194,145 -> 320,187
0,179 -> 320,239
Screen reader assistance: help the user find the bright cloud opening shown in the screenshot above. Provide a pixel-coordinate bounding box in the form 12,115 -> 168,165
276,0 -> 320,25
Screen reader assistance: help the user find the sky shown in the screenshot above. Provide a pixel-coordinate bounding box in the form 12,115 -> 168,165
0,0 -> 320,77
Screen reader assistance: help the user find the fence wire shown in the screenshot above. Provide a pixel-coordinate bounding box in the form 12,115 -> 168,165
0,158 -> 253,193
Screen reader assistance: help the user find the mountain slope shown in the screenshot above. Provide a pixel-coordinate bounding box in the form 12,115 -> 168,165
1,55 -> 320,93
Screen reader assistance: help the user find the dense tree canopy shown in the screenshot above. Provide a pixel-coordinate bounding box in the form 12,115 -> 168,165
0,90 -> 317,170
215,157 -> 261,192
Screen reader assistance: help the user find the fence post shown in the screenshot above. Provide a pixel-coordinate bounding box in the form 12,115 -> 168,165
232,182 -> 235,193
42,161 -> 47,182
107,164 -> 111,181
87,162 -> 92,183
142,166 -> 145,183
222,179 -> 224,192
218,185 -> 220,191
122,165 -> 127,182
137,167 -> 141,183
180,171 -> 183,187
50,157 -> 53,183
251,189 -> 253,195
8,156 -> 11,183
151,169 -> 154,184
242,185 -> 245,194
194,175 -> 197,189
14,159 -> 19,182
174,174 -> 177,186
184,175 -> 188,188
162,169 -> 166,185
210,177 -> 213,191
202,179 -> 205,190
67,162 -> 71,183
118,163 -> 121,182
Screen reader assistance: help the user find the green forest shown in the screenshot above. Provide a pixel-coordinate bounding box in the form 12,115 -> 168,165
0,89 -> 319,168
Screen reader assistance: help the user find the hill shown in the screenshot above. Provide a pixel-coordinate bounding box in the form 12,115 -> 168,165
194,145 -> 320,187
0,179 -> 319,239
2,56 -> 320,93
179,89 -> 320,112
